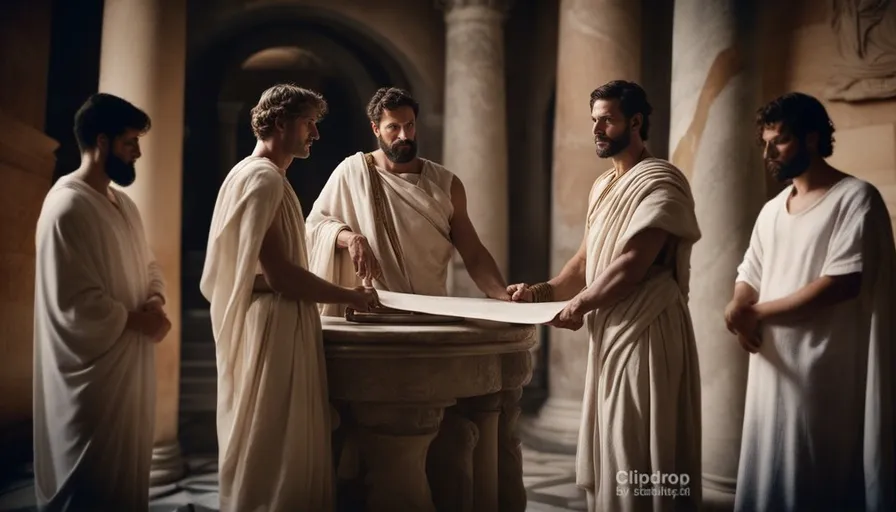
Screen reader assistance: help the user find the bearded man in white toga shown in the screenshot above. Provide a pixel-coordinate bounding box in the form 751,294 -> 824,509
33,92 -> 171,510
727,92 -> 896,512
509,80 -> 703,511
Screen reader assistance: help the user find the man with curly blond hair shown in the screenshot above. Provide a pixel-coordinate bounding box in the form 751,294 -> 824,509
201,84 -> 377,512
306,87 -> 509,316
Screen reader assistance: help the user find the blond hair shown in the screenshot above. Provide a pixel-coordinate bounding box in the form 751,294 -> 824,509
250,84 -> 327,140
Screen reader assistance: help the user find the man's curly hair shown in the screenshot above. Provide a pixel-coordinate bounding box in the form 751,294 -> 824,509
250,84 -> 328,140
755,92 -> 835,158
366,87 -> 419,125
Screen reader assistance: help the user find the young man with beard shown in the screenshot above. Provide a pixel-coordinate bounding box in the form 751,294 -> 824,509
307,86 -> 508,315
508,80 -> 703,511
201,84 -> 377,511
727,92 -> 896,511
33,93 -> 171,509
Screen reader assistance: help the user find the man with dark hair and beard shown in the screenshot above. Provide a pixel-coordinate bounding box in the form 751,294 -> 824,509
508,80 -> 703,511
727,92 -> 896,511
33,92 -> 171,509
307,86 -> 509,315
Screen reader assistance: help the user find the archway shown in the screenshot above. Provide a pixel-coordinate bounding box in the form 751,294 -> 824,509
178,7 -> 417,431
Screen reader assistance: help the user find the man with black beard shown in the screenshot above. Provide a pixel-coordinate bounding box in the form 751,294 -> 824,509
33,93 -> 171,509
727,92 -> 896,511
307,87 -> 508,315
508,80 -> 703,511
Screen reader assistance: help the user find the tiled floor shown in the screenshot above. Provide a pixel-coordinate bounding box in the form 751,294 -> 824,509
0,442 -> 585,512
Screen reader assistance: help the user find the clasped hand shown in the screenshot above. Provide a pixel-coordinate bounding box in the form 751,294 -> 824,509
131,296 -> 171,343
724,300 -> 762,353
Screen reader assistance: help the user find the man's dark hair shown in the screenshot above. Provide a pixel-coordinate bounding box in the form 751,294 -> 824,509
250,84 -> 328,140
755,92 -> 835,158
74,93 -> 151,151
367,87 -> 419,125
589,80 -> 652,141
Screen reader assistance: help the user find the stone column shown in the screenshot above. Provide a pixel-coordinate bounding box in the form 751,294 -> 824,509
522,0 -> 642,452
99,0 -> 186,484
669,1 -> 761,509
440,0 -> 510,297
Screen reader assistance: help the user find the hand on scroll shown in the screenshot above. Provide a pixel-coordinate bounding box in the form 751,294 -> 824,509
506,283 -> 533,303
349,286 -> 380,312
548,301 -> 584,331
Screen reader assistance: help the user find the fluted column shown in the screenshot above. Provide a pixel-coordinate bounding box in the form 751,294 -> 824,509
669,1 -> 762,509
99,0 -> 186,484
522,0 -> 641,452
440,0 -> 510,297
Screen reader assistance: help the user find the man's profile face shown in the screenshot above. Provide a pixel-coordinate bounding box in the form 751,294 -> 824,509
102,128 -> 142,187
591,99 -> 632,159
760,122 -> 810,182
282,113 -> 320,160
373,106 -> 417,164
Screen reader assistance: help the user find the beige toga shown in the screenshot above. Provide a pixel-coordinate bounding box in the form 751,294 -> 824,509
576,158 -> 703,512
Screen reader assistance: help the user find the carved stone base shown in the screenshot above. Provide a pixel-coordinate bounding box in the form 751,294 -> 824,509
352,402 -> 450,512
427,408 -> 479,511
498,388 -> 527,512
149,439 -> 185,485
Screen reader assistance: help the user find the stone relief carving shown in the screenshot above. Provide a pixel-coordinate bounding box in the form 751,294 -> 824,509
827,0 -> 896,101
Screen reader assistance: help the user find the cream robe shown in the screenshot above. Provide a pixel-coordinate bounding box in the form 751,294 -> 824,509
576,158 -> 703,511
33,175 -> 164,511
200,156 -> 332,512
306,151 -> 455,316
734,177 -> 896,511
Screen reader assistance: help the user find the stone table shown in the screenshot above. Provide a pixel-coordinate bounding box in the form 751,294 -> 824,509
323,317 -> 536,512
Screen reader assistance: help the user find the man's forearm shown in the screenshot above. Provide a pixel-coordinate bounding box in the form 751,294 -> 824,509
754,274 -> 861,323
732,281 -> 759,306
335,228 -> 358,249
546,258 -> 587,302
465,250 -> 507,297
269,264 -> 356,305
575,253 -> 641,313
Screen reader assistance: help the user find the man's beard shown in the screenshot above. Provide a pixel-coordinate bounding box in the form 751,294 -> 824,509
766,146 -> 810,182
379,136 -> 417,164
595,127 -> 631,158
105,152 -> 136,187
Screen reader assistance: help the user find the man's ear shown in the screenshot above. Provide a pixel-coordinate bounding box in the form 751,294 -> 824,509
96,134 -> 110,154
804,131 -> 819,152
371,121 -> 379,137
630,113 -> 643,133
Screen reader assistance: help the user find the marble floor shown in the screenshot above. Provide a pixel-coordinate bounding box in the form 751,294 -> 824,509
0,440 -> 585,512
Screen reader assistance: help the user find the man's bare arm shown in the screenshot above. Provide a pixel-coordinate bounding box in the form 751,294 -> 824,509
547,233 -> 589,301
754,273 -> 862,323
450,177 -> 508,298
731,281 -> 759,306
572,228 -> 669,312
259,213 -> 363,305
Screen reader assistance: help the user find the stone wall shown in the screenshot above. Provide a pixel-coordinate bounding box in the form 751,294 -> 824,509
768,0 -> 896,226
0,0 -> 56,464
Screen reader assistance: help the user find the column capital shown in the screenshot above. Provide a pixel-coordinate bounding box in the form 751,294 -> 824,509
435,0 -> 514,16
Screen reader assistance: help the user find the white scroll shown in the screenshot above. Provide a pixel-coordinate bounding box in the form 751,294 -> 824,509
376,290 -> 569,325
